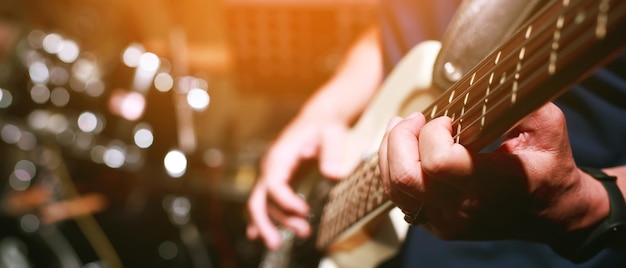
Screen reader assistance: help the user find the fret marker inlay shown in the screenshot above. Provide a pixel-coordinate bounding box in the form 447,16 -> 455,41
576,11 -> 586,24
549,15 -> 565,74
456,122 -> 462,144
481,77 -> 492,129
596,0 -> 610,39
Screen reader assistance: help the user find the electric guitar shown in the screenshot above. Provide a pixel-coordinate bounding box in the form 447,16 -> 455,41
261,0 -> 626,267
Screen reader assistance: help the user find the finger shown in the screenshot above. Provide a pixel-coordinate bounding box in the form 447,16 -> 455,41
418,116 -> 474,188
381,133 -> 421,213
261,147 -> 311,216
266,182 -> 309,217
386,113 -> 427,200
247,224 -> 259,239
267,204 -> 311,238
320,124 -> 349,179
379,116 -> 404,197
247,185 -> 282,249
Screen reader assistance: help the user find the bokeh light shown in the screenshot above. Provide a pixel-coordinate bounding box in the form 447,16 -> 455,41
50,87 -> 70,107
49,66 -> 70,85
103,145 -> 125,168
186,88 -> 210,111
203,148 -> 224,168
29,61 -> 49,84
109,90 -> 146,121
158,241 -> 178,260
77,112 -> 98,133
30,84 -> 50,104
58,40 -> 80,63
138,52 -> 160,72
0,88 -> 13,108
164,150 -> 187,178
133,127 -> 154,149
19,214 -> 40,233
42,33 -> 63,54
46,113 -> 69,134
154,73 -> 174,92
1,124 -> 21,144
122,43 -> 144,68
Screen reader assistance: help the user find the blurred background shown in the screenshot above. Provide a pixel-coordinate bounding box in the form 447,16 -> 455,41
0,0 -> 376,267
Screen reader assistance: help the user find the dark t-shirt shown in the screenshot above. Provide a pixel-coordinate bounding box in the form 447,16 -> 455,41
377,0 -> 626,267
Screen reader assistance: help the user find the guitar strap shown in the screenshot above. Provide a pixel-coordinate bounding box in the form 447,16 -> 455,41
432,0 -> 543,91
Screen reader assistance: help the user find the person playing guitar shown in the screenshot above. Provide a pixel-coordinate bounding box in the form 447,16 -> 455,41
248,0 -> 626,267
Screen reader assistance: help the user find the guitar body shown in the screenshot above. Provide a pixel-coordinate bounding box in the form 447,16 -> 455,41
321,40 -> 442,268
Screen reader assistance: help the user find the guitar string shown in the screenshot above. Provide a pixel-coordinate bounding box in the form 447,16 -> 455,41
448,1 -> 602,140
427,0 -> 592,130
430,0 -> 622,142
450,0 -> 624,144
316,0 -> 624,247
318,0 -> 577,233
319,0 -> 575,234
422,0 -> 583,122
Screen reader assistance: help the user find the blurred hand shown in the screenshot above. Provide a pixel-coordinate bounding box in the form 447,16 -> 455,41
245,25 -> 383,250
247,111 -> 350,250
379,103 -> 608,242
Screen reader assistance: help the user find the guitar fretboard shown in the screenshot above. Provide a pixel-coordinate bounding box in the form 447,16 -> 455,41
316,0 -> 626,250
316,155 -> 385,248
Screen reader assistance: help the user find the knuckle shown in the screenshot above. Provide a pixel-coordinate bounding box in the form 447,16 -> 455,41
391,169 -> 415,187
421,151 -> 450,176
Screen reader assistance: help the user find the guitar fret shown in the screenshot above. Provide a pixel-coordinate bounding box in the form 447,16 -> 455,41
596,0 -> 610,38
525,25 -> 533,39
317,0 -> 626,250
549,14 -> 565,74
480,87 -> 489,129
430,105 -> 438,119
317,154 -> 386,248
451,0 -> 562,140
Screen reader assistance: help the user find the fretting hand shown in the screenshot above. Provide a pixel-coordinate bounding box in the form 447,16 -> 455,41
378,103 -> 609,242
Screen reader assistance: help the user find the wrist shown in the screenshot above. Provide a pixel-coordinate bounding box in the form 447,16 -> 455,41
572,168 -> 611,231
550,167 -> 626,263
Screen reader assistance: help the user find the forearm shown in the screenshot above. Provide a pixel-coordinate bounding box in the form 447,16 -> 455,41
300,25 -> 383,124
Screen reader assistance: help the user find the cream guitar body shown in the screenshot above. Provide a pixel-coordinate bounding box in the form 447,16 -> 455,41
319,40 -> 443,268
259,41 -> 442,268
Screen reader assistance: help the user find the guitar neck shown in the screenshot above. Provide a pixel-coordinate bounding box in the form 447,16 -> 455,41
316,0 -> 626,251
